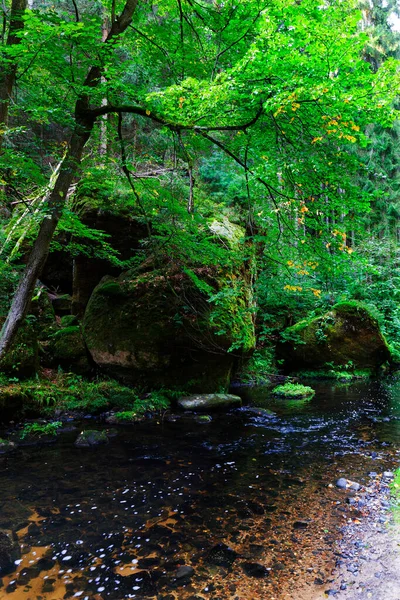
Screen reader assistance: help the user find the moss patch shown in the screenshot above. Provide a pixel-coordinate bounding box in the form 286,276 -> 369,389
271,383 -> 315,398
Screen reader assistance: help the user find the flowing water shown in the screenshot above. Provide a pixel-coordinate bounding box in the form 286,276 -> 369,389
1,379 -> 400,600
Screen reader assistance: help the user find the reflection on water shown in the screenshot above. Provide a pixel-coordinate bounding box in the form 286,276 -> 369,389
0,379 -> 400,599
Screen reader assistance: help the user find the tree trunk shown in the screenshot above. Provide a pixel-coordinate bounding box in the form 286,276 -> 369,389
0,127 -> 92,357
0,0 -> 139,359
0,0 -> 27,151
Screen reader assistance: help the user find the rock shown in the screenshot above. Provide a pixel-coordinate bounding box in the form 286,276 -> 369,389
383,471 -> 394,479
245,407 -> 275,417
0,440 -> 16,454
49,326 -> 89,374
0,529 -> 20,575
241,562 -> 269,578
278,301 -> 390,372
74,430 -> 109,447
175,565 -> 194,579
50,293 -> 72,315
194,414 -> 212,423
293,520 -> 309,529
336,478 -> 348,489
83,264 -> 255,392
206,543 -> 237,567
178,394 -> 242,411
349,482 -> 361,491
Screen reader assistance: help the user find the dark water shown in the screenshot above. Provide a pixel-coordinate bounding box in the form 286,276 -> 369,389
1,379 -> 400,600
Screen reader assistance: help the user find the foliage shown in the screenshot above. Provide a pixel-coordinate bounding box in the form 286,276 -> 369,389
20,421 -> 62,439
237,347 -> 277,384
271,383 -> 315,398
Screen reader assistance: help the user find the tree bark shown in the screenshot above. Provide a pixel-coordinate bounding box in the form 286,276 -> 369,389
0,0 -> 27,151
0,0 -> 139,359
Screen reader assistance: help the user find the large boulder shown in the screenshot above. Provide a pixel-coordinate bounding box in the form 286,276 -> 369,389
278,302 -> 390,372
83,266 -> 254,392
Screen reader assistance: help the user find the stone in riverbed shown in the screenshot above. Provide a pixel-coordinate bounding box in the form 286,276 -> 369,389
336,478 -> 348,489
0,529 -> 21,575
241,562 -> 269,578
206,543 -> 237,567
178,394 -> 242,411
174,565 -> 194,580
74,430 -> 109,447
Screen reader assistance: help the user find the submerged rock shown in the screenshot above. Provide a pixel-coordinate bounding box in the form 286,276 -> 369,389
178,394 -> 242,411
74,430 -> 109,447
0,529 -> 20,576
241,562 -> 269,578
279,301 -> 390,372
206,543 -> 237,567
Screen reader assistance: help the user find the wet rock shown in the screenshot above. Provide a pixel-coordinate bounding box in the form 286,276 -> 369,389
178,394 -> 242,411
74,430 -> 109,447
249,544 -> 264,558
175,565 -> 194,580
336,478 -> 348,489
0,440 -> 16,455
293,520 -> 309,529
206,543 -> 237,567
0,529 -> 20,575
383,471 -> 394,479
349,482 -> 361,491
194,414 -> 212,423
241,562 -> 269,578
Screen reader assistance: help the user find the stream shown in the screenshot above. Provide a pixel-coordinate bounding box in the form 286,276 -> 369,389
1,379 -> 400,600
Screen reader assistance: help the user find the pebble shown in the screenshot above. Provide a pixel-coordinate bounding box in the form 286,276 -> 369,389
175,566 -> 194,580
336,478 -> 347,489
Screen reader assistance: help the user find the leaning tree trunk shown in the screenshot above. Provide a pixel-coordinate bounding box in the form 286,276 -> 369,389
0,127 -> 92,357
0,0 -> 139,359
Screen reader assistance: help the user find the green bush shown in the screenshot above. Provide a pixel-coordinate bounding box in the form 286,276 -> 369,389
20,421 -> 62,439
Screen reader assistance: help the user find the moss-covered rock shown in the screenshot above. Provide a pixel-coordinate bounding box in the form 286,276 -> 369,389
271,383 -> 315,398
83,266 -> 254,392
75,430 -> 109,447
49,326 -> 90,374
279,301 -> 390,372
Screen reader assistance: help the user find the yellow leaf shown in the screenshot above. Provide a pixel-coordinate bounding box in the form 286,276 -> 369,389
146,109 -> 151,115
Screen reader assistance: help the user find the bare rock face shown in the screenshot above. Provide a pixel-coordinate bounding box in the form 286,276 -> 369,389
278,302 -> 391,373
83,266 -> 254,392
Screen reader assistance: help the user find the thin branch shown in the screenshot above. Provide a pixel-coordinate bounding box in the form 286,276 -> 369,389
71,0 -> 79,22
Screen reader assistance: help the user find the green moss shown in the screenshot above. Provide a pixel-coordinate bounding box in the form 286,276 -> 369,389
98,281 -> 124,296
60,315 -> 79,327
391,469 -> 400,522
272,383 -> 315,398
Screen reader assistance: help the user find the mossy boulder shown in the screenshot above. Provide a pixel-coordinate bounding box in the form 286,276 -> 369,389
279,301 -> 390,372
83,267 -> 254,392
49,326 -> 90,374
75,430 -> 109,447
